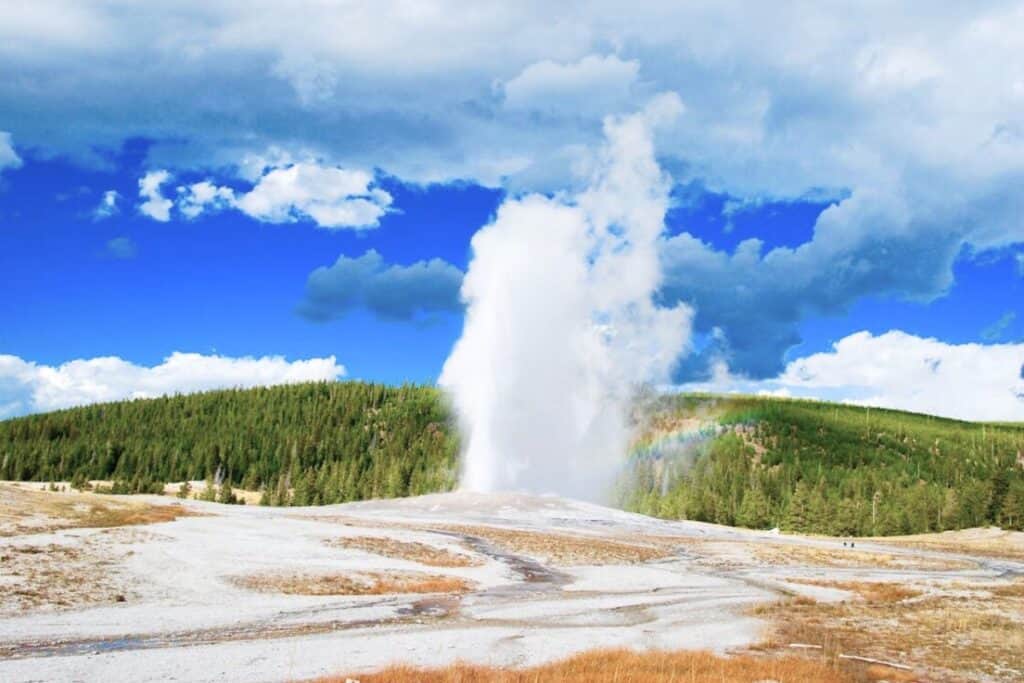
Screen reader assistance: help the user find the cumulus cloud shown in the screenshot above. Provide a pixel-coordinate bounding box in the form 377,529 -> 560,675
298,250 -> 463,321
0,131 -> 21,172
3,3 -> 1024,371
0,352 -> 345,419
658,180 -> 1024,379
2,3 -> 1021,192
502,54 -> 641,116
138,170 -> 173,221
93,189 -> 119,219
177,180 -> 234,219
143,163 -> 391,230
105,236 -> 136,259
233,163 -> 391,229
685,330 -> 1024,422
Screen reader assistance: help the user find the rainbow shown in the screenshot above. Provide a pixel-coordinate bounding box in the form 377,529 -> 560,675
627,419 -> 721,462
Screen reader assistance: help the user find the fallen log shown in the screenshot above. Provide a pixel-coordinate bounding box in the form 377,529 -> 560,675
839,653 -> 914,671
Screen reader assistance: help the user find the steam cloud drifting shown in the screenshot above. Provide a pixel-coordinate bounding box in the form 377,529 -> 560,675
440,95 -> 692,501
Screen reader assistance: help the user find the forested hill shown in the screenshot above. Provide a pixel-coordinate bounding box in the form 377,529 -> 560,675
621,394 -> 1024,534
2,384 -> 1023,535
0,382 -> 458,504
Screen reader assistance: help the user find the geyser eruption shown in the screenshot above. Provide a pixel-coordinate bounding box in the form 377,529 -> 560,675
440,94 -> 692,501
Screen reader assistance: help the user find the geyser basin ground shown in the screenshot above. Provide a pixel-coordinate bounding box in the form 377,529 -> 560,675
0,484 -> 1022,682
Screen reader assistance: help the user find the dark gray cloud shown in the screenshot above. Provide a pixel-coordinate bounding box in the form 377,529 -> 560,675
658,186 -> 986,380
297,250 -> 464,322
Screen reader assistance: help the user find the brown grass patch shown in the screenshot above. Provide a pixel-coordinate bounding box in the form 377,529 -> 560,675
311,648 -> 858,683
872,528 -> 1024,562
326,536 -> 482,567
0,483 -> 196,536
752,542 -> 974,571
435,524 -> 670,565
233,570 -> 473,596
990,580 -> 1024,598
786,579 -> 922,603
754,580 -> 1024,682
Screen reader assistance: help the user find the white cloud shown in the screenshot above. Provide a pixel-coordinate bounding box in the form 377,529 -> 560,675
177,180 -> 234,219
233,163 -> 391,229
503,54 -> 641,116
3,3 -> 1024,377
685,330 -> 1024,422
93,189 -> 119,219
2,3 -> 1021,195
138,170 -> 173,221
0,352 -> 346,419
0,131 -> 21,171
173,163 -> 392,230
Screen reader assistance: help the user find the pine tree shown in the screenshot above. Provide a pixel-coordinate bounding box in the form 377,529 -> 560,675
783,482 -> 812,533
1000,480 -> 1024,530
200,472 -> 217,502
736,486 -> 772,529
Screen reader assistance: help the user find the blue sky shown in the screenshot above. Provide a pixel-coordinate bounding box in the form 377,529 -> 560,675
2,2 -> 1023,421
1,148 -> 493,383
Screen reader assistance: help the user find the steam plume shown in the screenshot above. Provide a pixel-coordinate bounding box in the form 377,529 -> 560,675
440,94 -> 692,501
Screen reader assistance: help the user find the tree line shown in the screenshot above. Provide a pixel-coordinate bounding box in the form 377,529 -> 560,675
3,384 -> 1023,534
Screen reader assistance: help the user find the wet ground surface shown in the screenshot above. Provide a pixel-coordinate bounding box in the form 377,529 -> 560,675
0,490 -> 1021,682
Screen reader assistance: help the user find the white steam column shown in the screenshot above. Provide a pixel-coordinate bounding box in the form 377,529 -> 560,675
440,94 -> 692,501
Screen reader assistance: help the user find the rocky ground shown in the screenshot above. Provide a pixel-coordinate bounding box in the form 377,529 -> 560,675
0,483 -> 1021,682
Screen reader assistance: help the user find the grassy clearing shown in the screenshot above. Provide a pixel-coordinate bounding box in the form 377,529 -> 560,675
312,648 -> 860,683
232,570 -> 473,596
326,536 -> 482,567
435,524 -> 670,565
0,483 -> 196,536
753,579 -> 1024,682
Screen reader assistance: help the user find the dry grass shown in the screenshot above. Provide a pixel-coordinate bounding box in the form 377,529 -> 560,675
311,648 -> 859,683
435,524 -> 670,565
990,580 -> 1024,598
326,536 -> 482,567
232,570 -> 474,596
785,579 -> 922,603
0,527 -> 149,613
751,542 -> 974,571
0,483 -> 196,536
754,579 -> 1024,682
872,527 -> 1024,562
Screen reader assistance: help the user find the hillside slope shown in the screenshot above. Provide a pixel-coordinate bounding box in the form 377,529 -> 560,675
1,384 -> 1022,534
622,394 -> 1024,534
0,382 -> 457,504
